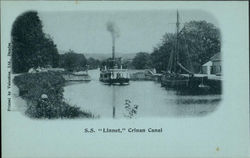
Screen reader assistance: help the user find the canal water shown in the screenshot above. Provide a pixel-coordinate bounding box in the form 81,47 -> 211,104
64,69 -> 221,118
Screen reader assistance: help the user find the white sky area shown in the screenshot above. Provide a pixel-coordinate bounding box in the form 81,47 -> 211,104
39,10 -> 219,55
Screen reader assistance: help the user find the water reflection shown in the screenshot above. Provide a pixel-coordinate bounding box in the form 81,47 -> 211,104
63,69 -> 221,118
112,86 -> 116,118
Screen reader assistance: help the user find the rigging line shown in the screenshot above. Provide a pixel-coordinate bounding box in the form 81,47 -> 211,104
168,44 -> 174,72
175,38 -> 193,74
187,43 -> 195,72
182,33 -> 194,73
177,63 -> 193,74
167,47 -> 174,72
179,33 -> 193,71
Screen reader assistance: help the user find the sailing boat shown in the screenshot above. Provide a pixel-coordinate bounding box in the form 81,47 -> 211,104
161,11 -> 209,91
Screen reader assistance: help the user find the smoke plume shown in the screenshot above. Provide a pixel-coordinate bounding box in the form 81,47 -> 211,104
106,21 -> 120,39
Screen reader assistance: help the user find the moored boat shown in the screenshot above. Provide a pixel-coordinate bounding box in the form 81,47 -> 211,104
161,11 -> 209,91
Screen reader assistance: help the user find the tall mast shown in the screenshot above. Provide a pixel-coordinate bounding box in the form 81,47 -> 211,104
167,10 -> 180,73
174,10 -> 180,73
176,10 -> 180,36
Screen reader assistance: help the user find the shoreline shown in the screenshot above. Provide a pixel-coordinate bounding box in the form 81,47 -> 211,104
12,71 -> 94,119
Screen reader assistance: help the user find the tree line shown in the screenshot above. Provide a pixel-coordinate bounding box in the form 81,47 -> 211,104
11,11 -> 100,73
132,21 -> 221,73
59,50 -> 100,71
11,11 -> 220,73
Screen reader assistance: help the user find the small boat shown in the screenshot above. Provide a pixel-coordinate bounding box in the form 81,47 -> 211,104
63,71 -> 91,81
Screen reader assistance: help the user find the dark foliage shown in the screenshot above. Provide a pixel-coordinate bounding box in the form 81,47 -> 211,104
87,57 -> 100,69
151,21 -> 221,73
151,33 -> 176,72
59,50 -> 87,72
132,52 -> 152,69
14,72 -> 93,118
25,99 -> 92,119
14,72 -> 65,101
11,11 -> 59,73
121,59 -> 133,69
178,21 -> 221,72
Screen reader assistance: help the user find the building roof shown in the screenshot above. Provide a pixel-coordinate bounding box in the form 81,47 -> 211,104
210,53 -> 221,61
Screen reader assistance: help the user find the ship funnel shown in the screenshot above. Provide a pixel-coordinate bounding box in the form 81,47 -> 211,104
106,21 -> 120,60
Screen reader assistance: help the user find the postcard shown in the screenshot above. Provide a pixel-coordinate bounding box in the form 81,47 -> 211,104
1,1 -> 249,158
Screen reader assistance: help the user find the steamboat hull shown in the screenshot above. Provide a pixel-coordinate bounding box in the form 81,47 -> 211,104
100,78 -> 129,85
99,69 -> 130,85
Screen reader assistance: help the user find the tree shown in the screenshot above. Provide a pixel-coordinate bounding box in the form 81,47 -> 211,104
132,52 -> 152,69
151,33 -> 176,72
121,59 -> 133,69
11,11 -> 59,73
59,50 -> 87,72
178,21 -> 221,72
150,20 -> 221,73
87,57 -> 100,69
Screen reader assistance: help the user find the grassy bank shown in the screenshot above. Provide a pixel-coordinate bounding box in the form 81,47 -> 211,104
14,71 -> 93,119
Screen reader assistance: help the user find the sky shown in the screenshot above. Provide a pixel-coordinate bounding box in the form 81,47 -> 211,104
39,10 -> 219,55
